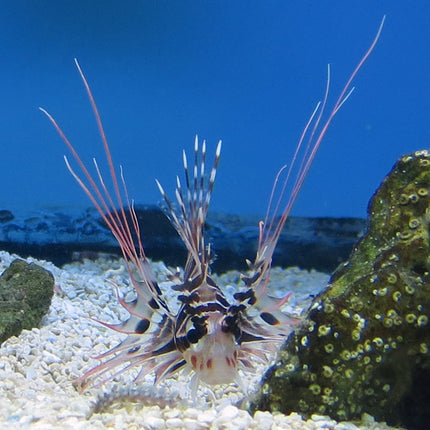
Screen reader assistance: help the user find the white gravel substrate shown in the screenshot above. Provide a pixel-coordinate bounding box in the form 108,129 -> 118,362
0,250 -> 402,430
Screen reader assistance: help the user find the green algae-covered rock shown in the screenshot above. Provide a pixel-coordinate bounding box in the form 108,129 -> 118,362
249,151 -> 430,427
0,259 -> 54,343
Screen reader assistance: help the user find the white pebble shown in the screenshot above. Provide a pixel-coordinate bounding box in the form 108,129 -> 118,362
184,407 -> 199,419
164,408 -> 181,419
217,405 -> 239,420
166,417 -> 183,428
183,417 -> 207,430
253,410 -> 273,430
312,414 -> 331,421
197,409 -> 216,425
144,416 -> 165,429
312,413 -> 337,428
25,365 -> 38,380
335,423 -> 359,430
42,351 -> 62,365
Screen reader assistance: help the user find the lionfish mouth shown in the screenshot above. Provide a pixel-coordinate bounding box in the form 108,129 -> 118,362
40,16 -> 384,398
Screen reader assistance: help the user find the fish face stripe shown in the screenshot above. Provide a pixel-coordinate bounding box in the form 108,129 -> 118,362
221,316 -> 242,339
185,302 -> 228,315
191,315 -> 208,325
175,322 -> 208,351
175,301 -> 224,335
186,326 -> 207,344
175,335 -> 190,351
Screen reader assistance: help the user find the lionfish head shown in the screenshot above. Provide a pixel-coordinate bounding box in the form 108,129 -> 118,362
182,312 -> 239,386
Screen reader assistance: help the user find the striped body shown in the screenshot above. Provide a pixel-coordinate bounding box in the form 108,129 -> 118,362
40,17 -> 384,397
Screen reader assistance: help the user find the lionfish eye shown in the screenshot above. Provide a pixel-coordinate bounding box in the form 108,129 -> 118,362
186,328 -> 200,344
221,315 -> 235,333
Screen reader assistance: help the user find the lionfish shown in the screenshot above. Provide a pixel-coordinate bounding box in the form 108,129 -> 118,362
40,18 -> 384,397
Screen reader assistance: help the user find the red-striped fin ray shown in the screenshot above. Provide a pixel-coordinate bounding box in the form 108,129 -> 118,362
251,16 -> 385,289
229,16 -> 385,353
40,59 -> 169,314
40,59 -> 180,389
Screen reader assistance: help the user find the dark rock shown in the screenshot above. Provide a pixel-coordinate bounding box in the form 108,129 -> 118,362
0,204 -> 365,272
0,259 -> 54,344
208,214 -> 365,273
108,206 -> 187,267
0,209 -> 14,223
247,151 -> 430,430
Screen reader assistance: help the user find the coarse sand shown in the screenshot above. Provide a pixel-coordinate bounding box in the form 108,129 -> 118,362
0,251 -> 402,429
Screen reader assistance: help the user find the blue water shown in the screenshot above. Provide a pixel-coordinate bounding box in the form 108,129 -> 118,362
0,1 -> 428,218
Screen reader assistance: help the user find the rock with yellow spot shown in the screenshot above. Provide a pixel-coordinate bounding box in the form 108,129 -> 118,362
247,151 -> 430,430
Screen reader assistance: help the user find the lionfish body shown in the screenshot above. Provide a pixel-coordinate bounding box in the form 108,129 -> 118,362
41,18 -> 384,395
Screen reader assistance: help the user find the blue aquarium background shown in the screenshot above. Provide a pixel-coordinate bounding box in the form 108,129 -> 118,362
0,1 -> 428,219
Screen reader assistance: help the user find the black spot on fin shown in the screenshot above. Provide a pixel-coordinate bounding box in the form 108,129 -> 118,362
135,318 -> 150,334
260,312 -> 280,326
